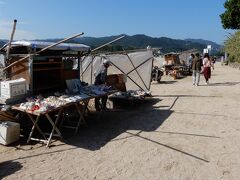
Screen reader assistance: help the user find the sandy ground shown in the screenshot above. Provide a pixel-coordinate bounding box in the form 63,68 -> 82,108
1,62 -> 240,180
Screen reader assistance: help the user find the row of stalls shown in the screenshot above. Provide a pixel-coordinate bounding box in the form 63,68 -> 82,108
1,40 -> 153,98
0,40 -> 154,146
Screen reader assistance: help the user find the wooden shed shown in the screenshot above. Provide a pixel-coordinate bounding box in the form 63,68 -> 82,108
1,40 -> 91,94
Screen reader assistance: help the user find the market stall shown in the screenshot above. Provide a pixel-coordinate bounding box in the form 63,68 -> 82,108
0,40 -> 91,146
0,34 -> 127,147
80,50 -> 154,100
0,40 -> 90,96
163,52 -> 190,79
11,85 -> 117,147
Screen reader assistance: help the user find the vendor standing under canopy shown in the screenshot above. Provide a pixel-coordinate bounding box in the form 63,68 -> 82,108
94,59 -> 111,111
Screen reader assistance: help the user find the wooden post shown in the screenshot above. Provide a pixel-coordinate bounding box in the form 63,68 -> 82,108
6,19 -> 17,63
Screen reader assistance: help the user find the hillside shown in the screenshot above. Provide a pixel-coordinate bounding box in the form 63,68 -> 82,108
72,34 -> 223,53
71,34 -> 207,53
1,35 -> 221,54
185,38 -> 222,53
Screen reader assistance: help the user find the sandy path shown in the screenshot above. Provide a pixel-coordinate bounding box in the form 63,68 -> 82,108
1,62 -> 240,180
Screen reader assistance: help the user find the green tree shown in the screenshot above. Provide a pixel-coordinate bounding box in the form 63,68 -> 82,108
220,0 -> 240,29
224,31 -> 240,63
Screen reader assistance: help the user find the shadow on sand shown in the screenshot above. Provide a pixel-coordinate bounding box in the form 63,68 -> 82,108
61,97 -> 210,163
0,160 -> 22,179
8,97 -> 212,163
63,98 -> 172,151
158,80 -> 177,84
207,81 -> 240,86
153,94 -> 222,98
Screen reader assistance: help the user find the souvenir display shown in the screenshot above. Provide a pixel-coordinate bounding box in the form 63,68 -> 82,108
17,84 -> 112,113
112,90 -> 149,99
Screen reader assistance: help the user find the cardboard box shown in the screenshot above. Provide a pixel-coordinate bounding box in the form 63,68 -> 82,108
115,83 -> 126,92
117,74 -> 127,83
106,74 -> 119,86
0,121 -> 20,145
1,78 -> 27,99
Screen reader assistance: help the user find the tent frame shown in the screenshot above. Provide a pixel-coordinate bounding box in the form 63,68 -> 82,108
80,50 -> 154,92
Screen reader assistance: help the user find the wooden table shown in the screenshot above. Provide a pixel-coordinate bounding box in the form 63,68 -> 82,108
11,90 -> 118,147
12,104 -> 65,147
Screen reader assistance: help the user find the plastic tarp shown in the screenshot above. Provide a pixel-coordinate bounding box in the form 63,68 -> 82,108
3,40 -> 91,52
81,50 -> 153,92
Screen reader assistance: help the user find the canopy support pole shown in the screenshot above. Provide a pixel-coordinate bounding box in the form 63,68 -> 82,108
127,57 -> 153,75
91,35 -> 125,53
110,62 -> 145,92
126,53 -> 149,90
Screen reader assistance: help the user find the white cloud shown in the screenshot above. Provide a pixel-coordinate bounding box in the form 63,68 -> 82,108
0,19 -> 36,40
0,27 -> 36,40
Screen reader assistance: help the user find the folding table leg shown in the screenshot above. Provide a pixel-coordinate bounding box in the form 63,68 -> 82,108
27,115 -> 41,143
45,109 -> 63,147
26,113 -> 47,141
83,100 -> 90,115
74,103 -> 87,134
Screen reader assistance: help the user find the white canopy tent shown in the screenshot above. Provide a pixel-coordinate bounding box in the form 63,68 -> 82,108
81,50 -> 154,92
3,40 -> 91,52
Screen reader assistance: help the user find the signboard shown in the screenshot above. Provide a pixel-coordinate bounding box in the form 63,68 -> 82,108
207,45 -> 212,49
203,48 -> 208,54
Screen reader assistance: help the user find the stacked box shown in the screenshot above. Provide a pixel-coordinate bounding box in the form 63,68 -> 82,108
0,121 -> 20,145
1,78 -> 27,99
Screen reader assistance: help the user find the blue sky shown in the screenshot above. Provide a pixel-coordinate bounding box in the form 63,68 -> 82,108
0,0 -> 234,44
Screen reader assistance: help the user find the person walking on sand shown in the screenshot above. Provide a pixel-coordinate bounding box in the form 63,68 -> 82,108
202,53 -> 214,85
187,54 -> 194,74
191,53 -> 202,86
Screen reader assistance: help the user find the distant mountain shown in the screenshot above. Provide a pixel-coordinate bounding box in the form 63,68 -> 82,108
185,38 -> 222,52
72,34 -> 215,53
0,35 -> 222,54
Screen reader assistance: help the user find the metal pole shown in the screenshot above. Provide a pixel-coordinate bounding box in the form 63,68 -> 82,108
77,52 -> 81,79
126,53 -> 148,90
91,35 -> 125,52
110,61 -> 145,92
90,56 -> 94,85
